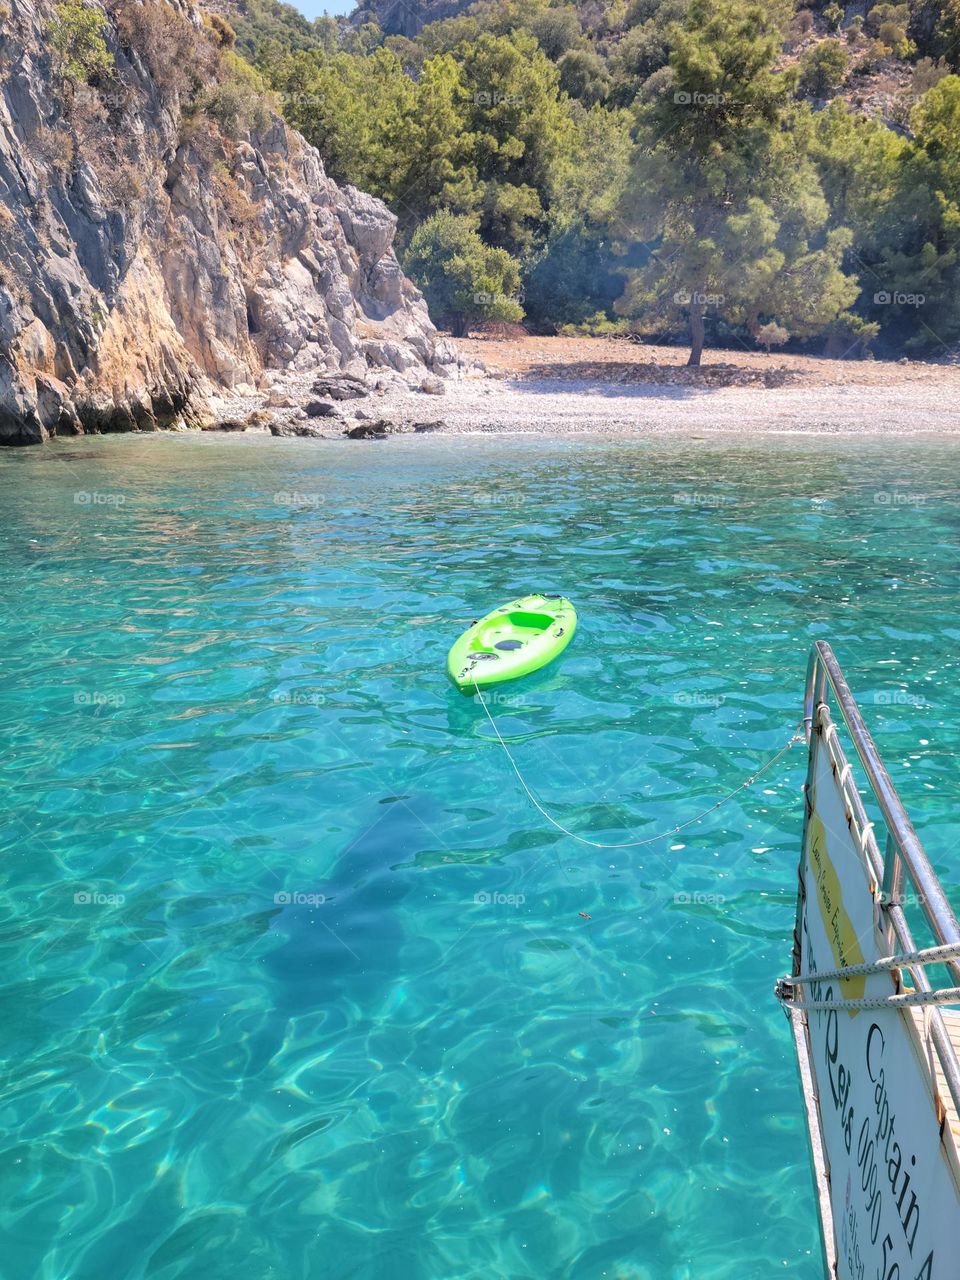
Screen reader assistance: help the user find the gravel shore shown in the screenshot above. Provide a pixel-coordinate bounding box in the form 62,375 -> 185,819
363,374 -> 960,435
207,336 -> 960,438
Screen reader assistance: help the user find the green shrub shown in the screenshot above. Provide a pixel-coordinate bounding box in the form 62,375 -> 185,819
799,40 -> 848,98
855,37 -> 889,72
557,48 -> 610,103
755,320 -> 789,352
114,0 -> 211,100
202,50 -> 271,136
404,211 -> 523,337
49,0 -> 113,83
528,7 -> 581,60
823,2 -> 844,33
204,12 -> 236,49
878,17 -> 913,54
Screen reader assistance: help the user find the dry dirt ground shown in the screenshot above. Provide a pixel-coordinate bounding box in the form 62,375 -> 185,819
385,335 -> 960,436
210,334 -> 960,438
455,334 -> 960,388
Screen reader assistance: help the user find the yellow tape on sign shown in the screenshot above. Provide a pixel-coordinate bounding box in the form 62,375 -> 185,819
807,809 -> 866,1001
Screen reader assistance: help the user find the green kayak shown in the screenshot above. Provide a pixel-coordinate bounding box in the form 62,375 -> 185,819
447,594 -> 577,691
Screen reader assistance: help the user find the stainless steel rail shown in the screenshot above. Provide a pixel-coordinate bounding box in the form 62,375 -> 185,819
801,639 -> 960,1119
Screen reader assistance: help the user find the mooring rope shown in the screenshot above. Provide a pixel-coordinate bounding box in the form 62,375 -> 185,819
775,940 -> 960,1012
776,984 -> 960,1012
787,940 -> 960,985
474,682 -> 804,850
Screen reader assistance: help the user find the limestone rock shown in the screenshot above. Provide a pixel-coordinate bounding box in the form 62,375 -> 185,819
345,420 -> 391,440
269,421 -> 329,438
0,0 -> 454,444
311,375 -> 369,400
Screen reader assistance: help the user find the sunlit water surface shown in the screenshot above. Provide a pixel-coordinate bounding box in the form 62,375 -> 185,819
2,431 -> 959,1280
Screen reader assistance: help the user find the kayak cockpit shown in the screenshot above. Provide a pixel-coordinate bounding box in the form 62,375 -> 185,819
447,595 -> 577,690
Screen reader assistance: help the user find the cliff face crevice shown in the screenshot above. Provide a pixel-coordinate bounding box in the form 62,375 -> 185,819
0,0 -> 453,444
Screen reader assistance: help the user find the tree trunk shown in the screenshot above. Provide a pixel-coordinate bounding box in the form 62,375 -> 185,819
687,304 -> 705,367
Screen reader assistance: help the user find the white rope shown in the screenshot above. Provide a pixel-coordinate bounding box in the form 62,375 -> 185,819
474,683 -> 804,850
857,820 -> 875,860
776,984 -> 960,1013
787,940 -> 960,986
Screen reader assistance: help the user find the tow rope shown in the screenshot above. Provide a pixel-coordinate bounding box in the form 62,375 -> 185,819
474,682 -> 804,850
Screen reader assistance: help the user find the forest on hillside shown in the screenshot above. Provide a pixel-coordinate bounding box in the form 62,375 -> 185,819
184,0 -> 960,359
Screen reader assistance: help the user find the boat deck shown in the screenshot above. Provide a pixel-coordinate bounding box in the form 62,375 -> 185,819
909,1006 -> 960,1153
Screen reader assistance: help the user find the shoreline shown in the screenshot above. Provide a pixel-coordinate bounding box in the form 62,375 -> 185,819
13,337 -> 960,446
204,336 -> 960,439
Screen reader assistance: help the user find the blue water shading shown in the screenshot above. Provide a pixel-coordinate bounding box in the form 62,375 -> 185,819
2,430 -> 959,1279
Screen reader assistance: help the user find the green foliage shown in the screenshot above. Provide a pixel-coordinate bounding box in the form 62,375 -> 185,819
908,0 -> 960,68
557,47 -> 610,101
403,211 -> 523,334
202,50 -> 272,137
799,39 -> 848,97
267,47 -> 414,194
49,0 -> 113,83
233,0 -> 960,350
810,84 -> 960,349
460,32 -> 574,202
866,2 -> 907,35
528,6 -> 582,58
755,320 -> 789,350
224,0 -> 339,62
523,102 -> 634,327
607,0 -> 688,105
617,0 -> 857,363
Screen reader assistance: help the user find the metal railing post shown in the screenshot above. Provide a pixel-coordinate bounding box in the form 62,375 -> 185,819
797,641 -> 960,1121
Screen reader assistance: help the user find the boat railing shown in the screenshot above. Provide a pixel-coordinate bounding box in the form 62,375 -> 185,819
801,639 -> 960,1118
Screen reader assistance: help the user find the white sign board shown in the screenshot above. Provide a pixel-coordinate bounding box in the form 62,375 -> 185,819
799,723 -> 960,1280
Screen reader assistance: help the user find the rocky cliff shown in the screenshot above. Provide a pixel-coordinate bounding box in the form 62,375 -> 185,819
351,0 -> 467,38
0,0 -> 454,444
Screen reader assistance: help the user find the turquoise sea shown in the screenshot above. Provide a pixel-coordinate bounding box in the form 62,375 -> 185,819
2,431 -> 959,1280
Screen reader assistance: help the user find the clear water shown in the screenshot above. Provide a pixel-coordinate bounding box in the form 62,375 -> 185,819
2,431 -> 959,1280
